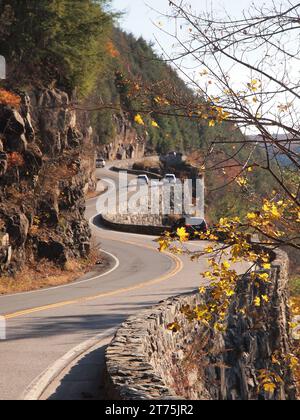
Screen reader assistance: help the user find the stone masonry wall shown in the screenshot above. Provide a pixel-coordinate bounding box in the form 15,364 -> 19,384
104,249 -> 297,400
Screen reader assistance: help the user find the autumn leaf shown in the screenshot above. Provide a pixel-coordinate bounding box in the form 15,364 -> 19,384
263,382 -> 276,395
158,239 -> 169,252
263,263 -> 271,270
151,120 -> 159,128
0,88 -> 21,107
134,114 -> 145,125
254,297 -> 261,307
261,295 -> 269,303
237,177 -> 248,187
167,322 -> 180,333
177,227 -> 189,242
222,261 -> 231,270
258,273 -> 270,282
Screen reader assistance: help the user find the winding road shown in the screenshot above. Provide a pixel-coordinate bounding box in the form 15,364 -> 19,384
0,166 -> 249,400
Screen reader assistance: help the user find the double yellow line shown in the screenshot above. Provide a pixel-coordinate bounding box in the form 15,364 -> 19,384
4,237 -> 183,320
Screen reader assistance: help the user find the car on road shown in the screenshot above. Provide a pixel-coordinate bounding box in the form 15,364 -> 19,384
137,174 -> 150,185
96,158 -> 106,168
171,216 -> 208,240
162,174 -> 177,184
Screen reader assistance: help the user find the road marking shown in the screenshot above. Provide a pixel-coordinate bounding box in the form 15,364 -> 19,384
3,176 -> 184,319
0,250 -> 120,299
4,246 -> 183,320
22,327 -> 117,401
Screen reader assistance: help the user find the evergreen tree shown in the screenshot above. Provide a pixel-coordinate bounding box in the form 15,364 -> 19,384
0,0 -> 113,95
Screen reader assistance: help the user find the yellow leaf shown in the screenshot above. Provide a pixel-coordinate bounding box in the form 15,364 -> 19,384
222,261 -> 231,270
151,120 -> 159,128
177,227 -> 189,242
205,246 -> 214,254
263,263 -> 271,270
258,273 -> 270,282
254,297 -> 261,307
134,114 -> 145,125
158,239 -> 168,252
247,212 -> 258,221
263,382 -> 276,395
199,287 -> 206,295
167,322 -> 180,333
237,177 -> 248,187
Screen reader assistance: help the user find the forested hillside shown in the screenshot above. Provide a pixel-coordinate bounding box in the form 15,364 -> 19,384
0,0 -> 276,268
91,27 -> 244,155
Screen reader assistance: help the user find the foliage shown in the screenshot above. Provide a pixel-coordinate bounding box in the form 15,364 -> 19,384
153,1 -> 300,398
7,151 -> 24,168
290,277 -> 300,298
91,28 -> 241,154
0,88 -> 20,107
0,0 -> 114,95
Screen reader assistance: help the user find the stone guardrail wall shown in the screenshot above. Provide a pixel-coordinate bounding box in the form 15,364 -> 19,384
97,214 -> 170,236
104,249 -> 297,400
110,166 -> 161,180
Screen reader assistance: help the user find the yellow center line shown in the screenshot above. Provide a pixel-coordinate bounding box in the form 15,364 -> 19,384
4,237 -> 183,320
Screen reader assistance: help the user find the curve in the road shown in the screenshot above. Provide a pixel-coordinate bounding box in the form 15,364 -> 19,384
4,240 -> 182,320
0,249 -> 120,299
0,165 -> 204,400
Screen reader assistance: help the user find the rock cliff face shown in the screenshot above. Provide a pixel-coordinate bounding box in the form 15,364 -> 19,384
0,88 -> 95,275
97,113 -> 146,161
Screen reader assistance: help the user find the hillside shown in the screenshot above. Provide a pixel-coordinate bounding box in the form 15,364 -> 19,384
91,28 -> 244,157
90,29 -> 273,224
0,0 -> 274,281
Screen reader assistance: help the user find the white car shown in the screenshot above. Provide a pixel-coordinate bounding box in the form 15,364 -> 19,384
162,174 -> 177,184
96,158 -> 106,168
137,174 -> 150,185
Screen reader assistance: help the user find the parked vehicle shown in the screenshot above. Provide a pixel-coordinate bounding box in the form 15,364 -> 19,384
162,174 -> 177,184
96,158 -> 106,168
171,216 -> 208,240
137,174 -> 150,185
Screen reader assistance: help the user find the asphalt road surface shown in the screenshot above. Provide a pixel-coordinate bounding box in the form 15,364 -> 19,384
0,166 -> 249,400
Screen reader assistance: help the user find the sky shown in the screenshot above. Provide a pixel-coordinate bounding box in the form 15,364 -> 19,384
111,1 -> 299,134
111,0 -> 277,49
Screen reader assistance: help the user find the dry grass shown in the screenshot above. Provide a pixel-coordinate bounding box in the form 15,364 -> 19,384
85,190 -> 102,200
0,247 -> 106,295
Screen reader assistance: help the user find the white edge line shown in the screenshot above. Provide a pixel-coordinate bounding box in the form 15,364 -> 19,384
0,249 -> 120,299
22,327 -> 117,401
0,170 -> 154,299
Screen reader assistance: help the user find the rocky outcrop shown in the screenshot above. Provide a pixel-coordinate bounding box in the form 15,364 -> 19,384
0,87 -> 94,275
98,114 -> 146,161
105,250 -> 297,401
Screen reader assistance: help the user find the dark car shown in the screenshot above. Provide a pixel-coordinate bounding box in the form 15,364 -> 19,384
171,216 -> 208,240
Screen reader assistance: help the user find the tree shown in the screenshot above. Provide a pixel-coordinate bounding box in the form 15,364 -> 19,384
154,1 -> 300,396
0,0 -> 113,95
152,1 -> 300,253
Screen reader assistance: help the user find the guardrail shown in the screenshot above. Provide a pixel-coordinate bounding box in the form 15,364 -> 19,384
95,214 -> 169,236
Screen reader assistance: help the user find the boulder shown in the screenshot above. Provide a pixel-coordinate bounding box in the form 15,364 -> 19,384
37,240 -> 67,265
0,106 -> 27,152
5,212 -> 29,247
